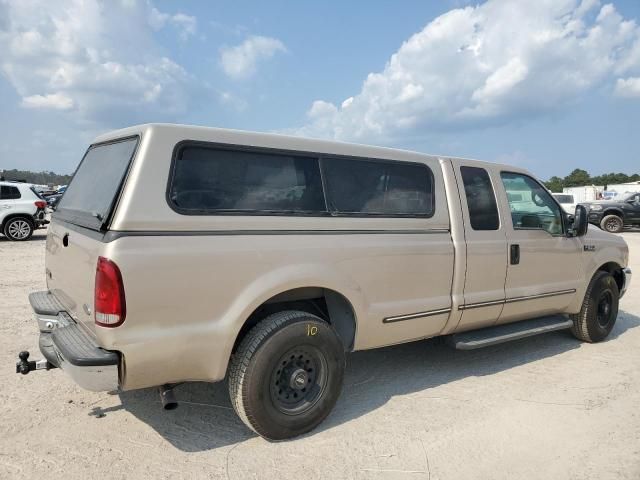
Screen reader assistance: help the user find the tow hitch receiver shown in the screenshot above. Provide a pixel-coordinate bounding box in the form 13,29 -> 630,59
16,351 -> 56,375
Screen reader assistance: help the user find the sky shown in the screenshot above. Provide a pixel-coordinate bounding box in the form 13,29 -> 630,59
0,0 -> 639,180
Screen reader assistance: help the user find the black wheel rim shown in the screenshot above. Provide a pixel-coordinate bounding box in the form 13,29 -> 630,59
605,218 -> 621,232
269,345 -> 328,415
596,290 -> 614,327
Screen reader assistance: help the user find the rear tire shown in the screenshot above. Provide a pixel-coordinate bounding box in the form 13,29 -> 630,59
228,310 -> 345,440
3,217 -> 34,241
570,271 -> 619,342
600,214 -> 623,233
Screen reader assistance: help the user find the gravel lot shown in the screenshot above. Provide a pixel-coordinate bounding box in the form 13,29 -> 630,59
1,229 -> 639,479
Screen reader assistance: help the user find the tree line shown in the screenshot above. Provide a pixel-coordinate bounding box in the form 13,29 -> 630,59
0,169 -> 72,187
544,169 -> 640,193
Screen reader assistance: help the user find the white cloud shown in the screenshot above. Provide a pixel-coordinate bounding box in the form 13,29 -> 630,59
295,0 -> 640,141
0,0 -> 195,125
172,13 -> 197,41
22,93 -> 74,110
614,77 -> 640,98
149,7 -> 197,41
220,35 -> 286,79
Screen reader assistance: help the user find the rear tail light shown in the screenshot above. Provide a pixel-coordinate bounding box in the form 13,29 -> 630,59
94,256 -> 126,327
35,201 -> 47,209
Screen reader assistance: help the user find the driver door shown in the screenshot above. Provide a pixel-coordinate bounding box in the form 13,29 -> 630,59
496,172 -> 582,324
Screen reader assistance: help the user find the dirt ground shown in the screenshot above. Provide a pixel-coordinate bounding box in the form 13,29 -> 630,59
1,229 -> 639,480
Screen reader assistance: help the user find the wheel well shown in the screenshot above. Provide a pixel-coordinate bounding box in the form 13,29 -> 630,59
597,262 -> 624,292
233,287 -> 357,353
602,209 -> 623,220
1,214 -> 34,230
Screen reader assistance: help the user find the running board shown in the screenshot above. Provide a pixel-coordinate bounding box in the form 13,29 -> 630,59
449,315 -> 573,350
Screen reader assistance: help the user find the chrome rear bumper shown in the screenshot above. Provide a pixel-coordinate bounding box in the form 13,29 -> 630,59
29,291 -> 120,392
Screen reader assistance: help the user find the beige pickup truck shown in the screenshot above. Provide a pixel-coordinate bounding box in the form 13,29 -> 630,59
17,124 -> 631,440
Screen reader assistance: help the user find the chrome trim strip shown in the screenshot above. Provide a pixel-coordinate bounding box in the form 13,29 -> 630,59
458,299 -> 505,311
504,289 -> 576,304
383,307 -> 452,324
458,289 -> 577,311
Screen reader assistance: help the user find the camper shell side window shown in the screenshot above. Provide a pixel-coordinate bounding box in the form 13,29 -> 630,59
167,142 -> 435,218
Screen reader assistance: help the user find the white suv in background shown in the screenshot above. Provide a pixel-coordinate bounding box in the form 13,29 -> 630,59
0,182 -> 49,241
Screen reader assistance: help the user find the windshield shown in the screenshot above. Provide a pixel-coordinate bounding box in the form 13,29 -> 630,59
553,194 -> 574,203
56,137 -> 138,230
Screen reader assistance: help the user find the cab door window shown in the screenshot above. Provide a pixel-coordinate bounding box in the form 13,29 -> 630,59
500,172 -> 563,235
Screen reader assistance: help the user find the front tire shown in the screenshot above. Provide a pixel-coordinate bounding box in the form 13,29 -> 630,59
600,214 -> 623,233
571,271 -> 619,342
3,217 -> 34,241
228,310 -> 345,440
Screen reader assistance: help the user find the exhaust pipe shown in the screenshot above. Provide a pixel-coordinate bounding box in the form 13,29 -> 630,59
159,384 -> 178,410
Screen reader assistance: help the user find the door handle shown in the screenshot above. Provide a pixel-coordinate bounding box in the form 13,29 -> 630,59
510,244 -> 520,265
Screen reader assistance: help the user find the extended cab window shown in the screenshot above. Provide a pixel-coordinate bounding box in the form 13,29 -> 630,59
501,172 -> 563,235
169,146 -> 326,214
322,157 -> 433,216
460,166 -> 499,230
1,185 -> 21,199
56,137 -> 138,230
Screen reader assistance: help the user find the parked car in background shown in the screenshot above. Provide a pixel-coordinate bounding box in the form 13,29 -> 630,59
46,193 -> 63,209
552,193 -> 577,214
582,192 -> 640,233
17,124 -> 631,440
0,181 -> 49,240
41,185 -> 69,211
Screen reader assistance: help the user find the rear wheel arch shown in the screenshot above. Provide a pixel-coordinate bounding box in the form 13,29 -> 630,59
232,287 -> 358,355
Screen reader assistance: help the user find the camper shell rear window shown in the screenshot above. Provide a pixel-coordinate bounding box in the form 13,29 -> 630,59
56,136 -> 139,230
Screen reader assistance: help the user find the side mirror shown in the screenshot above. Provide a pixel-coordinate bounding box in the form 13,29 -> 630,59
570,205 -> 588,237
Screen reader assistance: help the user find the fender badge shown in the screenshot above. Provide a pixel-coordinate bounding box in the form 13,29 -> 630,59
583,245 -> 596,252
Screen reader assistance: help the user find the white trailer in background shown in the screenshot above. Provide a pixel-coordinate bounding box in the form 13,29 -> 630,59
562,185 -> 604,203
604,181 -> 640,200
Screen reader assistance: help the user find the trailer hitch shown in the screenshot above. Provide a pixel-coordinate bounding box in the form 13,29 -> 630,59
16,351 -> 56,375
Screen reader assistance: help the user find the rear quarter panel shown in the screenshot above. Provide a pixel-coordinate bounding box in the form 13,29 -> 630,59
99,231 -> 453,390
